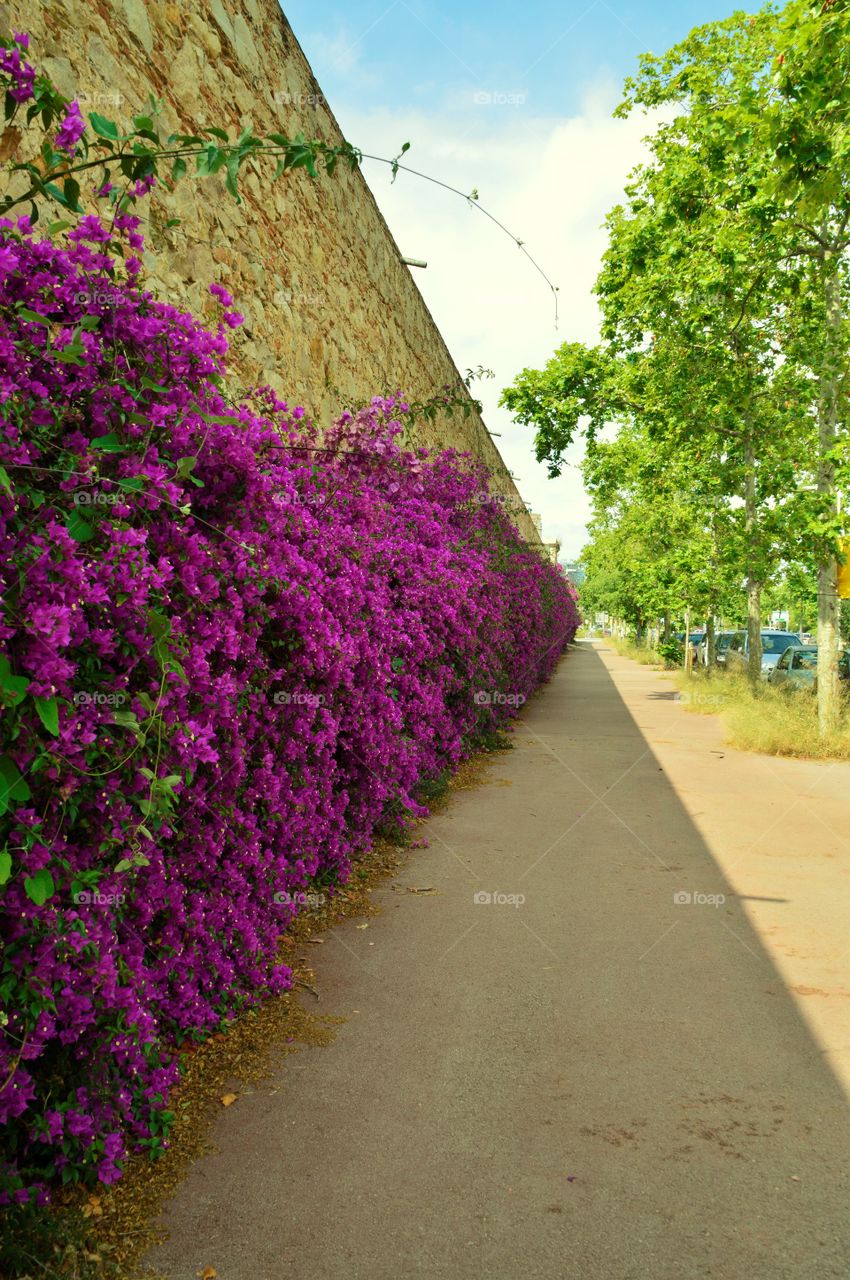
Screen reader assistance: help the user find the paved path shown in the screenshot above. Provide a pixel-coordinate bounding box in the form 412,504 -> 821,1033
146,641 -> 850,1280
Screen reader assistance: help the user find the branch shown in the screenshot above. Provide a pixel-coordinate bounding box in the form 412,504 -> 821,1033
360,153 -> 560,327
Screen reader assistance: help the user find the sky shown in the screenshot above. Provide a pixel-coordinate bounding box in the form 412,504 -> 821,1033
282,0 -> 740,560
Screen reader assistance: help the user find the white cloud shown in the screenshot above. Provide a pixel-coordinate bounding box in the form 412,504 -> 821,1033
329,79 -> 654,558
309,28 -> 376,82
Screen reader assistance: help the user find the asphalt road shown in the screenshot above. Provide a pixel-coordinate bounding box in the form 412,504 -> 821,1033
146,640 -> 850,1280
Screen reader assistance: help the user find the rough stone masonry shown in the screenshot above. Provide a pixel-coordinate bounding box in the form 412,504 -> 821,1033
7,0 -> 546,546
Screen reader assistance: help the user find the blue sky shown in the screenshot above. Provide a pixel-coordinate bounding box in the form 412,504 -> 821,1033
282,0 -> 748,558
285,0 -> 731,117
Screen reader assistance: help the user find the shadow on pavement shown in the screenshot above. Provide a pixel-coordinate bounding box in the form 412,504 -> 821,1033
146,640 -> 850,1280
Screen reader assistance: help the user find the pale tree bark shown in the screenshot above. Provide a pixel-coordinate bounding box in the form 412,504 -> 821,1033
816,255 -> 842,736
706,521 -> 719,667
706,611 -> 716,668
744,433 -> 762,683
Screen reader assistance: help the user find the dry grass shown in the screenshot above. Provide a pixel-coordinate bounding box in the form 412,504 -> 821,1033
609,637 -> 663,667
675,669 -> 850,761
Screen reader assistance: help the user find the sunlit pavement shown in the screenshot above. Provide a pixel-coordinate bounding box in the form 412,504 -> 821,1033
147,641 -> 850,1280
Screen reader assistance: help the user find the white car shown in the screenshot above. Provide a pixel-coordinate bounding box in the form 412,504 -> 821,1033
724,630 -> 802,678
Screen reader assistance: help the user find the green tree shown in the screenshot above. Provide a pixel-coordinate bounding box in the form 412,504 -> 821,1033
618,0 -> 850,725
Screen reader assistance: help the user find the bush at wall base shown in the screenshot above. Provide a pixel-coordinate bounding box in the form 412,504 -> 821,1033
0,216 -> 579,1202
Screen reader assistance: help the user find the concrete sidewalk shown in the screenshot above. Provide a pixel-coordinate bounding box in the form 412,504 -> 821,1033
146,641 -> 850,1280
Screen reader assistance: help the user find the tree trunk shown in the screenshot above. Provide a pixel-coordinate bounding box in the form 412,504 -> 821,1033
816,255 -> 842,736
744,434 -> 762,684
706,612 -> 716,668
747,579 -> 762,683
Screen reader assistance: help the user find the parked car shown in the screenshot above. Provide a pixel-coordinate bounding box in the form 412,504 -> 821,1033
725,630 -> 802,679
768,645 -> 818,690
769,644 -> 850,691
697,631 -> 736,667
675,631 -> 706,666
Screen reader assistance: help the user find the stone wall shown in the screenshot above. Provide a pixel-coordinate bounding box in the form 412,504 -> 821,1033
5,0 -> 542,545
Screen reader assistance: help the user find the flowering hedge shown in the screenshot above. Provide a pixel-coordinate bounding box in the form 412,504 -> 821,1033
0,203 -> 578,1202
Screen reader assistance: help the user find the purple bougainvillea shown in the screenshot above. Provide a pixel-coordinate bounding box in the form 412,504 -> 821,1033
53,100 -> 86,156
0,174 -> 578,1205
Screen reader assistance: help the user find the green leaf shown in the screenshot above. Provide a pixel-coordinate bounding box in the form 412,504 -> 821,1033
225,152 -> 241,200
196,144 -> 225,177
111,709 -> 140,733
116,475 -> 144,492
33,695 -> 59,737
148,609 -> 171,641
24,868 -> 54,906
0,657 -> 29,705
0,465 -> 11,499
114,858 -> 132,873
63,177 -> 82,212
89,112 -> 120,140
17,306 -> 48,326
54,344 -> 86,366
43,181 -> 70,207
0,849 -> 11,885
91,432 -> 126,453
205,126 -> 229,141
65,509 -> 94,542
0,756 -> 31,817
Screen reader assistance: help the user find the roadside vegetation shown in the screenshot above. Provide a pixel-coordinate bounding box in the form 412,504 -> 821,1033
674,668 -> 850,761
0,25 -> 579,1241
503,0 -> 850,738
609,637 -> 663,667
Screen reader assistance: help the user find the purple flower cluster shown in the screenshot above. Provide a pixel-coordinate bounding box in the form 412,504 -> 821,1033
0,33 -> 35,104
54,100 -> 86,156
0,216 -> 578,1203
